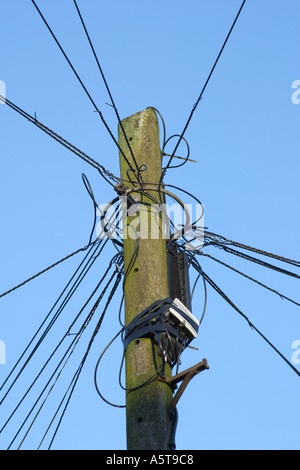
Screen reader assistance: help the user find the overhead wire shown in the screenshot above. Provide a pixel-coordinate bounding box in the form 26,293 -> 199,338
0,242 -> 96,300
30,0 -> 139,182
205,230 -> 300,268
17,265 -> 123,450
162,0 -> 247,176
0,169 -> 121,303
0,238 -> 108,402
185,226 -> 300,278
190,255 -> 300,376
3,254 -> 119,446
36,364 -> 81,450
72,0 -> 141,181
0,192 -> 103,302
0,94 -> 119,187
218,245 -> 300,280
45,267 -> 123,450
1,185 -> 122,404
181,221 -> 300,377
199,267 -> 300,378
199,252 -> 300,307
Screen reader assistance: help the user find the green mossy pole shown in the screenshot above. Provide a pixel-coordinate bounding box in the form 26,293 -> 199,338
118,108 -> 174,450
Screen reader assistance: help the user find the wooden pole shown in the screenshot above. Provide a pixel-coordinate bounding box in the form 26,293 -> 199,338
118,108 -> 174,450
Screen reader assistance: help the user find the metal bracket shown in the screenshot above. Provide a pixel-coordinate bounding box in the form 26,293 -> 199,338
158,359 -> 209,417
114,182 -> 128,195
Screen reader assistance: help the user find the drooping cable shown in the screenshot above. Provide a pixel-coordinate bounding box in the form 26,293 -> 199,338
190,267 -> 208,326
94,328 -> 125,409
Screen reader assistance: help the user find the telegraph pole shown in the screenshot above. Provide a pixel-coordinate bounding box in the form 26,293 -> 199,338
118,108 -> 174,450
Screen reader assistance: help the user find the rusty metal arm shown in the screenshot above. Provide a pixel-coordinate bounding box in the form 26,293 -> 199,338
158,359 -> 209,417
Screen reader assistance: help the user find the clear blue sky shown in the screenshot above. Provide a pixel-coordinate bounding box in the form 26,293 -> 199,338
0,0 -> 299,450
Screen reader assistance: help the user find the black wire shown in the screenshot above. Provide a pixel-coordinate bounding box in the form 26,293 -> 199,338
162,134 -> 191,170
97,196 -> 124,249
164,0 -> 247,175
45,269 -> 123,450
220,245 -> 300,279
0,167 -> 108,302
0,244 -> 96,301
146,107 -> 167,156
6,329 -> 83,447
81,173 -> 99,245
94,328 -> 125,409
0,239 -> 107,402
118,294 -> 125,327
0,94 -> 119,186
72,0 -> 141,181
30,0 -> 137,177
199,267 -> 300,378
30,1 -> 95,107
3,255 -> 118,445
16,265 -> 122,450
118,348 -> 165,393
37,364 -> 81,450
205,230 -> 300,268
199,252 -> 300,307
189,264 -> 208,326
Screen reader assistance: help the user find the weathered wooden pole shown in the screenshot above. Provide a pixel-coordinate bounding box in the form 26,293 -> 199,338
118,108 -> 174,450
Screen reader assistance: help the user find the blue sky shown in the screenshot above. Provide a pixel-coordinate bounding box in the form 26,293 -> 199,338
0,0 -> 299,450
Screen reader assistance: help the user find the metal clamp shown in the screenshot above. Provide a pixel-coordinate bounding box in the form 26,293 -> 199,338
158,359 -> 209,417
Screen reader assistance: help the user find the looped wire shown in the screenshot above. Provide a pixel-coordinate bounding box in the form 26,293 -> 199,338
162,134 -> 191,170
126,164 -> 148,185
